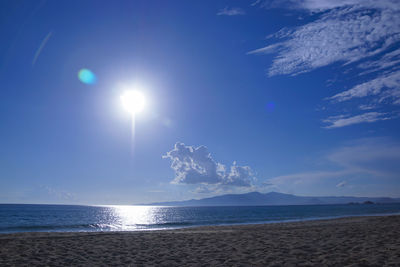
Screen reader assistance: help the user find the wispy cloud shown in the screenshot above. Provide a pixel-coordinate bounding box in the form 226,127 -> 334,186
358,49 -> 400,75
250,5 -> 400,76
268,170 -> 351,187
250,0 -> 400,127
217,7 -> 246,16
163,143 -> 256,193
259,0 -> 400,12
359,104 -> 378,110
32,31 -> 52,66
323,112 -> 393,129
191,185 -> 220,194
327,137 -> 400,176
329,70 -> 400,105
40,185 -> 76,201
265,137 -> 400,194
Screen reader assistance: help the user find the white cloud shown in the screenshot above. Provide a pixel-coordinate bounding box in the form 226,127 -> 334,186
323,112 -> 392,128
336,181 -> 347,187
163,143 -> 256,188
225,162 -> 256,187
217,7 -> 246,16
250,0 -> 400,127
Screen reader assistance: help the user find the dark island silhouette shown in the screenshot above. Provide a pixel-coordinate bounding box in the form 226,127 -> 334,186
144,191 -> 400,206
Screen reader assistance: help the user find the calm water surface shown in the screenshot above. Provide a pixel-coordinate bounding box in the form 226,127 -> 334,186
1,203 -> 400,233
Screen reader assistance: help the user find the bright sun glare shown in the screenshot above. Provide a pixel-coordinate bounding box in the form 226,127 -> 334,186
120,90 -> 146,115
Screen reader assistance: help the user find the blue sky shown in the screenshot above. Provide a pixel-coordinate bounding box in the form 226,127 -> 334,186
1,0 -> 399,204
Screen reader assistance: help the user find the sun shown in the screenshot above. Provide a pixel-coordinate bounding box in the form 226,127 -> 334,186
120,90 -> 146,115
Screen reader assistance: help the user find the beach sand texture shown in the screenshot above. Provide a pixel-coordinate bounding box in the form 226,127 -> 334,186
0,215 -> 399,266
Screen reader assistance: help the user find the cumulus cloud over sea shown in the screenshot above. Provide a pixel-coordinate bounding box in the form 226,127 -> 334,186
163,143 -> 256,191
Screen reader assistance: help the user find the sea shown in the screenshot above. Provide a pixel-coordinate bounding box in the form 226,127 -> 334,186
1,203 -> 400,234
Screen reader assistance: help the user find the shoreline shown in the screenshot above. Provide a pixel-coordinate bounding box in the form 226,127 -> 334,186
176,211 -> 400,231
1,215 -> 399,266
1,211 -> 400,235
1,213 -> 398,236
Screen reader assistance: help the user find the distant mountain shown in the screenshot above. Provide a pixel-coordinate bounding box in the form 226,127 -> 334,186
145,191 -> 400,206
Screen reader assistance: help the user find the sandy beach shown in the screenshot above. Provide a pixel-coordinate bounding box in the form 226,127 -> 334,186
0,215 -> 399,266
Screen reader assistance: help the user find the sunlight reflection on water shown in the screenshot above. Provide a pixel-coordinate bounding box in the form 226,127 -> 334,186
98,206 -> 166,231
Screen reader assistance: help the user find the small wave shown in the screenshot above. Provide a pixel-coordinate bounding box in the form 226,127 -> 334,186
0,223 -> 96,233
134,221 -> 195,227
0,221 -> 197,233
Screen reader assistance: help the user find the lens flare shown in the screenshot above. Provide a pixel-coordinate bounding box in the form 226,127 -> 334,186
266,102 -> 275,112
78,69 -> 97,84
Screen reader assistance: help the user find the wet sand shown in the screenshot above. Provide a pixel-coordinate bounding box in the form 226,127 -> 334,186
1,215 -> 399,266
